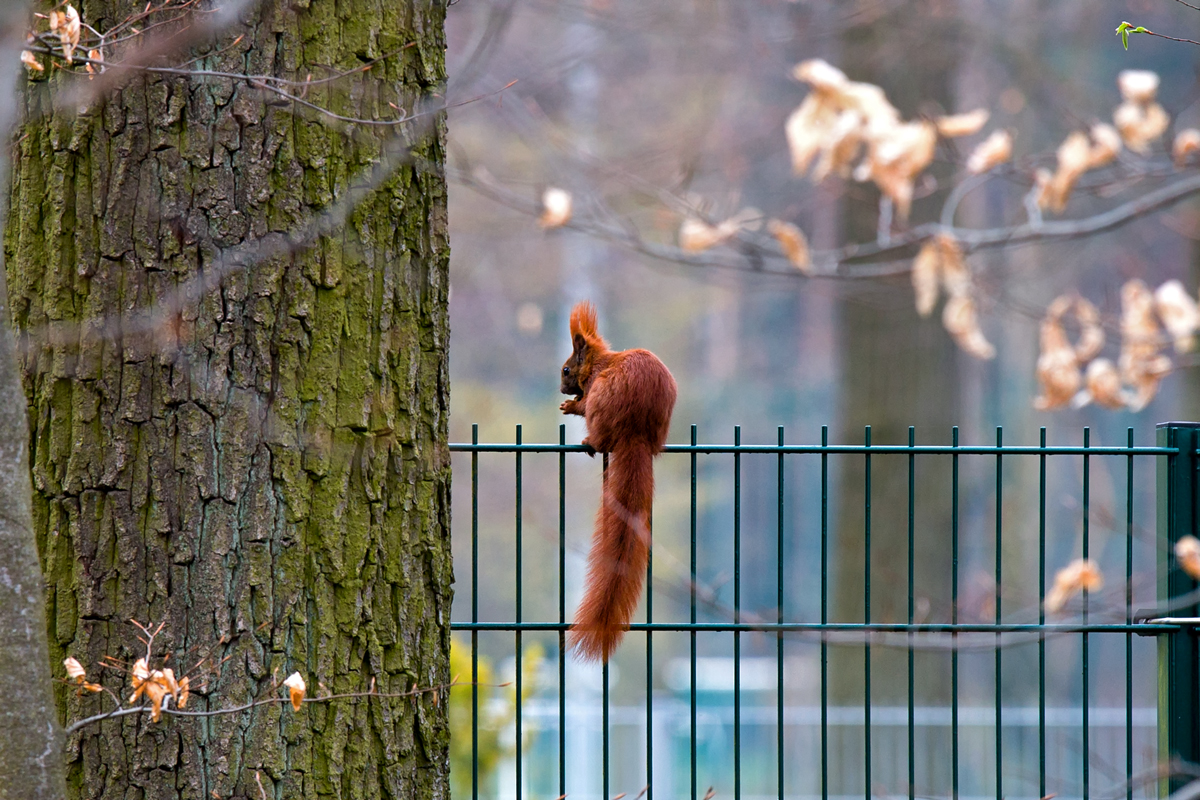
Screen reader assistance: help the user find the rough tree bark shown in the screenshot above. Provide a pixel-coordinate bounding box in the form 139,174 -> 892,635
4,1 -> 452,798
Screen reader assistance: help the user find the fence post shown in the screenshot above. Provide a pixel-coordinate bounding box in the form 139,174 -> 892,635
1157,422 -> 1200,795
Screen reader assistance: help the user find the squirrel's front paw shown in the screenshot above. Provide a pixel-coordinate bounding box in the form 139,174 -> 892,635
560,398 -> 583,415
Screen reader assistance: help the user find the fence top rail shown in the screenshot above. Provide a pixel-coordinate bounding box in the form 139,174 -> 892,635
449,620 -> 1180,634
449,441 -> 1178,456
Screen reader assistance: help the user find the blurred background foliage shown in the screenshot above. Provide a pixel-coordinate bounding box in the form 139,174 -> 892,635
443,2 -> 1199,798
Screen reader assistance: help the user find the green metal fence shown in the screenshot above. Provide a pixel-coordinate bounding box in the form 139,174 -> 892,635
450,421 -> 1200,800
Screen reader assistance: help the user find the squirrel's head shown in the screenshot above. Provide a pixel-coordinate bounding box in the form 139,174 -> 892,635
561,301 -> 606,396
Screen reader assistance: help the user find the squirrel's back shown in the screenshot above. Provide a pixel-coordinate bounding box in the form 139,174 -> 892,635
585,349 -> 676,453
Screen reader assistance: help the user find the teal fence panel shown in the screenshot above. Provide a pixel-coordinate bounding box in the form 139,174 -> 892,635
450,423 -> 1196,800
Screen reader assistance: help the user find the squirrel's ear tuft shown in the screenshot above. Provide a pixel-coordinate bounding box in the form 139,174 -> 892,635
570,301 -> 598,338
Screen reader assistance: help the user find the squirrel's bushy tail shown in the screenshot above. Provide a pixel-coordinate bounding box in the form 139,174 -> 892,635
570,440 -> 656,662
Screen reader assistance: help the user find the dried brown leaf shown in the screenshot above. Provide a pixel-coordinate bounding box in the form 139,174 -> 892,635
1154,280 -> 1200,352
1174,129 -> 1200,167
858,120 -> 936,220
936,109 -> 989,138
785,94 -> 835,176
1072,297 -> 1105,362
812,109 -> 863,181
942,293 -> 995,360
1118,69 -> 1160,104
766,220 -> 811,274
55,5 -> 80,63
680,211 -> 755,254
679,218 -> 728,253
284,672 -> 306,711
911,239 -> 941,317
85,48 -> 103,77
1177,536 -> 1200,580
1087,123 -> 1122,169
1074,358 -> 1125,410
143,674 -> 167,722
1121,279 -> 1160,351
1114,101 -> 1169,154
21,50 -> 43,72
965,130 -> 1012,174
1034,309 -> 1080,411
937,235 -> 969,297
1045,558 -> 1104,613
63,656 -> 86,683
129,657 -> 150,703
1040,132 -> 1091,213
539,188 -> 572,229
1120,279 -> 1171,411
792,59 -> 848,93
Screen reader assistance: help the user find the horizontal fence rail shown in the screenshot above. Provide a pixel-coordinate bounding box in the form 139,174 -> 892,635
449,423 -> 1196,800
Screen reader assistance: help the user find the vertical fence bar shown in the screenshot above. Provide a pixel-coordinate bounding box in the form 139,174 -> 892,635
1082,427 -> 1091,800
647,474 -> 654,800
1156,422 -> 1200,796
951,426 -> 959,800
1039,427 -> 1047,800
734,426 -> 742,800
994,426 -> 1003,800
691,424 -> 698,800
472,423 -> 480,800
777,425 -> 785,800
603,451 -> 610,800
515,424 -> 523,800
1125,427 -> 1134,800
864,425 -> 872,800
907,426 -> 915,800
559,424 -> 567,800
821,425 -> 829,800
603,659 -> 610,800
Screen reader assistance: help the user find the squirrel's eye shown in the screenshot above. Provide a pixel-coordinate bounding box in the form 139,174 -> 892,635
562,366 -> 570,376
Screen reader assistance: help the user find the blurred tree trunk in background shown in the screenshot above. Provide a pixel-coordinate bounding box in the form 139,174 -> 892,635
0,1 -> 67,796
830,5 -> 964,706
3,1 -> 453,797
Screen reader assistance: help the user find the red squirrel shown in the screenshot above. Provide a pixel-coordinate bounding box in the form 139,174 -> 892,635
559,301 -> 677,661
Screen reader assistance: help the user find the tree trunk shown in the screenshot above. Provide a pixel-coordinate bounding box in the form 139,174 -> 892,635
830,3 -> 964,711
3,1 -> 452,798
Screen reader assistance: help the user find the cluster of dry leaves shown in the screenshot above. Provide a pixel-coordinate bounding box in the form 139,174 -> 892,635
61,621 -> 309,725
779,63 -> 1200,409
1035,71 -> 1177,212
785,59 -> 996,220
911,233 -> 994,359
127,656 -> 191,721
21,4 -> 104,75
782,64 -> 1195,229
1033,278 -> 1200,412
1045,535 -> 1200,615
454,59 -> 1200,414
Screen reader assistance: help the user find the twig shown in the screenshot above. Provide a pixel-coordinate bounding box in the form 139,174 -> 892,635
64,679 -> 476,734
